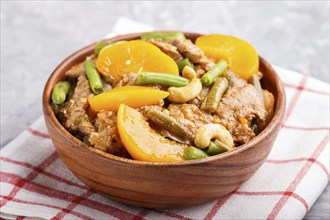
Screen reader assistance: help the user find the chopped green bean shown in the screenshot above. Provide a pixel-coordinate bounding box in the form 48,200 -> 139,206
94,42 -> 110,56
176,58 -> 194,74
205,141 -> 227,156
184,146 -> 209,160
84,60 -> 103,94
251,118 -> 265,135
140,32 -> 186,40
51,81 -> 70,104
201,77 -> 228,113
251,122 -> 259,134
248,74 -> 264,104
201,60 -> 228,86
136,72 -> 189,87
145,109 -> 193,141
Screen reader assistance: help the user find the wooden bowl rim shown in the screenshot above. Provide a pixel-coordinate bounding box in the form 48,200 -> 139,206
43,32 -> 286,167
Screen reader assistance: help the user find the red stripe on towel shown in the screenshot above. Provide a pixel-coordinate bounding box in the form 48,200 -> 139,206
267,133 -> 329,219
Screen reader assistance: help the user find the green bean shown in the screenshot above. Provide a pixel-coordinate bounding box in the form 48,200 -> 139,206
205,141 -> 227,156
140,32 -> 186,40
251,122 -> 259,134
251,118 -> 265,135
51,81 -> 70,104
84,60 -> 103,94
248,74 -> 264,105
184,146 -> 209,160
145,109 -> 194,141
201,77 -> 228,113
176,58 -> 194,74
136,72 -> 189,87
201,60 -> 228,86
94,42 -> 110,56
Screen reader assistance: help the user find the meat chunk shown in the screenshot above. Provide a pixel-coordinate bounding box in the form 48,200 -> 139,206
255,89 -> 275,133
263,89 -> 275,119
223,69 -> 246,88
216,84 -> 266,144
139,105 -> 163,115
66,62 -> 85,78
166,39 -> 202,63
89,111 -> 123,154
166,39 -> 214,71
113,72 -> 137,87
199,59 -> 215,72
146,38 -> 182,61
168,104 -> 221,139
66,56 -> 97,78
60,74 -> 95,142
188,86 -> 210,107
194,65 -> 206,78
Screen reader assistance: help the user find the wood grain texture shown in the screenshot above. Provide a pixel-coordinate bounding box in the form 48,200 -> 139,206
42,32 -> 286,208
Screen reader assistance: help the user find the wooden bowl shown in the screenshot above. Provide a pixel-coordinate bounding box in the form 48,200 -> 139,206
42,32 -> 286,208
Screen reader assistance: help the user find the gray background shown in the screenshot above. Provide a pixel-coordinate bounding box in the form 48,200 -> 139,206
1,1 -> 329,219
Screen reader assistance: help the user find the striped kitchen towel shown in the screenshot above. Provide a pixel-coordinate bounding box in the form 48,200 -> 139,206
0,17 -> 329,220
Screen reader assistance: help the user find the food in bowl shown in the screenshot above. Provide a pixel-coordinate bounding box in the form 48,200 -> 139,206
51,32 -> 275,162
44,32 -> 285,208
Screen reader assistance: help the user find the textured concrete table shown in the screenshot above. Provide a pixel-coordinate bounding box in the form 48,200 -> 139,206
1,1 -> 329,219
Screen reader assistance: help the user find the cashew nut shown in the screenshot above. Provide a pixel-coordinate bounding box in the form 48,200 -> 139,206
167,78 -> 202,103
182,66 -> 197,81
194,124 -> 234,150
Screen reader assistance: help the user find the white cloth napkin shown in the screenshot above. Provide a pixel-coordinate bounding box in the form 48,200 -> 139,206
1,17 -> 329,220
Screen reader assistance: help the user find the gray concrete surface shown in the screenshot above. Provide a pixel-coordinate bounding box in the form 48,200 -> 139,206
1,1 -> 329,219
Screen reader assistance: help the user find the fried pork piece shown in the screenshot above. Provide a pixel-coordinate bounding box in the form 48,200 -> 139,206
66,56 -> 97,78
66,62 -> 85,78
89,110 -> 123,154
188,86 -> 210,107
166,38 -> 214,71
194,65 -> 206,78
60,74 -> 95,142
223,69 -> 246,88
216,84 -> 266,144
146,38 -> 182,61
139,105 -> 163,114
263,89 -> 275,118
255,89 -> 275,133
113,72 -> 137,87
